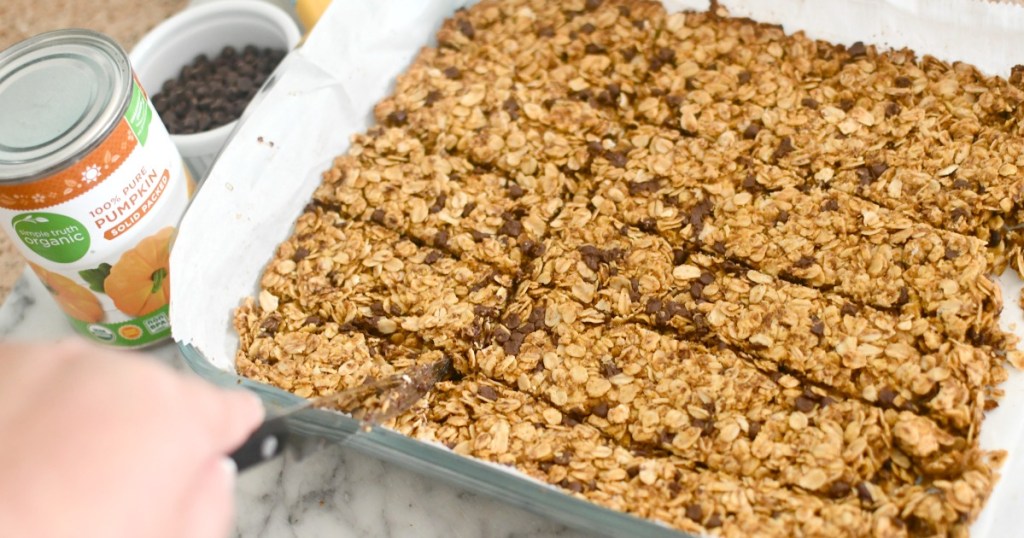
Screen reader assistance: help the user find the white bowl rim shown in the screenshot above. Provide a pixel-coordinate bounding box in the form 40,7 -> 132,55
129,0 -> 301,146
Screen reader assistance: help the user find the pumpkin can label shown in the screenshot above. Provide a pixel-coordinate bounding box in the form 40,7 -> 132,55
0,78 -> 190,348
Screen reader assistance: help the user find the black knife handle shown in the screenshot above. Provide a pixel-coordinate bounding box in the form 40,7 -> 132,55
229,416 -> 291,472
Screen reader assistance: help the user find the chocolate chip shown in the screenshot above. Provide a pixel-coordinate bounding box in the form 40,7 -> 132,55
554,451 -> 571,465
801,97 -> 820,109
650,47 -> 676,71
584,43 -> 606,55
605,151 -> 627,168
626,178 -> 661,195
688,199 -> 714,235
672,249 -> 688,266
944,247 -> 960,260
895,286 -> 910,307
775,210 -> 790,224
645,298 -> 662,315
457,19 -> 475,39
584,0 -> 602,11
424,250 -> 442,265
894,76 -> 912,88
712,240 -> 726,255
857,482 -> 874,503
869,162 -> 889,180
499,218 -> 523,237
478,385 -> 498,401
847,41 -> 867,58
592,401 -> 609,418
502,97 -> 520,120
537,25 -> 555,37
738,70 -> 751,84
259,316 -> 280,335
699,272 -> 714,286
841,302 -> 859,316
950,207 -> 968,221
878,386 -> 898,407
885,102 -> 901,118
620,45 -> 639,62
370,208 -> 386,224
805,317 -> 824,339
830,480 -> 852,499
989,228 -> 1003,248
443,66 -> 461,80
429,193 -> 447,214
742,123 -> 761,140
689,281 -> 704,300
503,331 -> 526,355
302,315 -> 322,327
627,277 -> 641,302
838,98 -> 855,112
385,110 -> 407,127
706,514 -> 723,529
821,198 -> 839,212
433,230 -> 449,248
508,184 -> 524,199
748,421 -> 762,440
521,238 -> 544,258
580,23 -> 596,34
685,504 -> 703,522
460,202 -> 477,218
292,246 -> 310,261
952,179 -> 970,189
606,83 -> 621,101
563,480 -> 584,493
601,360 -> 622,378
772,136 -> 795,161
795,395 -> 817,413
793,255 -> 815,269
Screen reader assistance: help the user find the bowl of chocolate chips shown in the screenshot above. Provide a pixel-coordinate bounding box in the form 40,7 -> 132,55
130,0 -> 301,180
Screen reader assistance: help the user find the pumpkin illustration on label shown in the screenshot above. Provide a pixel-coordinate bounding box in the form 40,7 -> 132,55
105,226 -> 174,317
28,262 -> 104,323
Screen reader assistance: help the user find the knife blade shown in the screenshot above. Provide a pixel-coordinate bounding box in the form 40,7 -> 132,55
228,356 -> 454,472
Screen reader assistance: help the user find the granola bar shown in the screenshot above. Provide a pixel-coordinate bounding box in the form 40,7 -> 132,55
314,128 -> 559,274
647,252 -> 998,433
395,376 -> 894,537
397,376 -> 995,537
582,143 -> 1007,344
254,212 -> 510,356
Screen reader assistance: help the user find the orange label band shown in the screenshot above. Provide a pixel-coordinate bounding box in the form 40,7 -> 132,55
103,168 -> 169,240
0,119 -> 138,210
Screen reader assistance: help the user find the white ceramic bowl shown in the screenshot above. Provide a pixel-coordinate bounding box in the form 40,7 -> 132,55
130,0 -> 301,181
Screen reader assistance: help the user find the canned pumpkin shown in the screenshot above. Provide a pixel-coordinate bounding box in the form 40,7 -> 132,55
0,30 -> 193,347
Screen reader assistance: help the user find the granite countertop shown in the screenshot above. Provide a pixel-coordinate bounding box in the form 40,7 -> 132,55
0,270 -> 587,538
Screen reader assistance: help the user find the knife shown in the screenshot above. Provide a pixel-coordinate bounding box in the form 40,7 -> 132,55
228,357 -> 454,472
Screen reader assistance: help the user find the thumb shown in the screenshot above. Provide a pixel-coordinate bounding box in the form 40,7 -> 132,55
186,380 -> 266,454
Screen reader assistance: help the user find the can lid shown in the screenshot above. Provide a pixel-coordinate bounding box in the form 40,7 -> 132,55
0,29 -> 130,183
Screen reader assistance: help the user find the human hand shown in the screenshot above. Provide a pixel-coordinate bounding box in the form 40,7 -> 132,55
0,339 -> 264,538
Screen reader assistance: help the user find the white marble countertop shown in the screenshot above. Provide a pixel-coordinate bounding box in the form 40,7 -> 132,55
0,268 -> 588,538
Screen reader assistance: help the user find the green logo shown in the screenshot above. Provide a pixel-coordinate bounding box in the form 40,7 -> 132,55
125,80 -> 152,145
12,212 -> 91,263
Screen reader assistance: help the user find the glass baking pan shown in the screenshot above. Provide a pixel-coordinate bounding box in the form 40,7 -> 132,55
171,1 -> 1024,536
